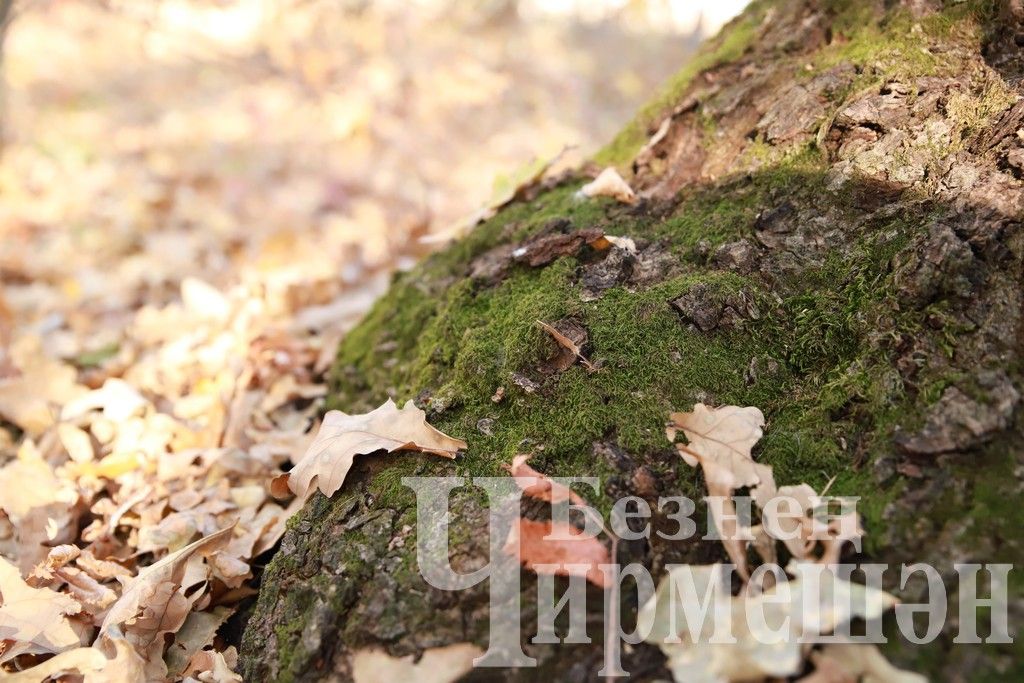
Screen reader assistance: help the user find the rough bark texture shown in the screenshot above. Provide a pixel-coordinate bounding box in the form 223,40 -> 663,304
241,1 -> 1024,680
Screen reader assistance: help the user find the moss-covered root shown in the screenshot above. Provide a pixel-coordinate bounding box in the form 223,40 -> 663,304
241,0 -> 1024,680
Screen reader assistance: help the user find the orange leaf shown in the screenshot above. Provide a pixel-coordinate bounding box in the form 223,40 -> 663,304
503,517 -> 609,588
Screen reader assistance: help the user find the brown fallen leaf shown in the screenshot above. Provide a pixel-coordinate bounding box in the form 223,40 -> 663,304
668,403 -> 776,579
762,483 -> 822,560
759,483 -> 864,565
536,320 -> 595,372
164,607 -> 234,678
281,399 -> 466,499
186,648 -> 243,683
57,423 -> 95,463
507,454 -> 585,506
57,566 -> 118,615
640,563 -> 901,682
75,551 -> 133,583
95,632 -> 147,683
818,510 -> 865,566
801,642 -> 926,683
60,378 -> 148,423
350,642 -> 483,683
0,440 -> 74,522
0,646 -> 106,682
28,544 -> 80,584
578,167 -> 637,205
0,336 -> 85,436
503,517 -> 610,588
796,648 -> 856,683
0,556 -> 83,663
100,526 -> 233,674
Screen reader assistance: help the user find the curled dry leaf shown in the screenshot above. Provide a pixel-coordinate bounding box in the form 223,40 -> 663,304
0,646 -> 106,683
28,544 -> 80,583
503,517 -> 609,588
280,398 -> 466,499
763,483 -> 823,560
96,632 -> 147,683
0,556 -> 83,663
100,527 -> 233,654
578,167 -> 637,205
668,403 -> 776,578
507,454 -> 585,506
639,563 -> 900,683
349,642 -> 483,683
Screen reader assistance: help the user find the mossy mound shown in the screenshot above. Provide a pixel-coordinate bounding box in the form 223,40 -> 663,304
242,1 -> 1024,680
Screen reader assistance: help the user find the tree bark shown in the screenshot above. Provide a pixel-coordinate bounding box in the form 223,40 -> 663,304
241,1 -> 1024,680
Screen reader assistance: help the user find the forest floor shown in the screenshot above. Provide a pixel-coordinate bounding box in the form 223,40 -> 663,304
0,1 -> 731,678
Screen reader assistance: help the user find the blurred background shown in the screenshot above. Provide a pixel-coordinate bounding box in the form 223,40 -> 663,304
0,3 -> 745,670
0,0 -> 747,352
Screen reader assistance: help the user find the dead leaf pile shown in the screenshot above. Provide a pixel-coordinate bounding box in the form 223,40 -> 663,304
0,271 -> 361,679
652,403 -> 912,682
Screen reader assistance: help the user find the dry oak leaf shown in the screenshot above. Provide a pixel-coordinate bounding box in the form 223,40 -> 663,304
0,441 -> 75,522
668,403 -> 776,578
668,403 -> 775,502
281,399 -> 467,499
0,557 -> 83,663
95,632 -> 147,683
507,454 -> 585,506
760,484 -> 865,565
100,527 -> 233,653
165,607 -> 234,678
762,483 -> 823,560
0,646 -> 106,682
503,517 -> 610,588
578,167 -> 637,205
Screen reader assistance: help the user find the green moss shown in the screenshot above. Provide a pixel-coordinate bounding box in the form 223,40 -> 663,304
325,158 -> 942,532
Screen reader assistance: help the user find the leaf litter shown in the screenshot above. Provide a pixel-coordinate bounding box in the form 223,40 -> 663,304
0,3 -> 926,682
0,2 -> 695,677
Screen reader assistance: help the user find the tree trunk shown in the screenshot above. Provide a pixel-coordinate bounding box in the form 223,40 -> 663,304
241,1 -> 1024,680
